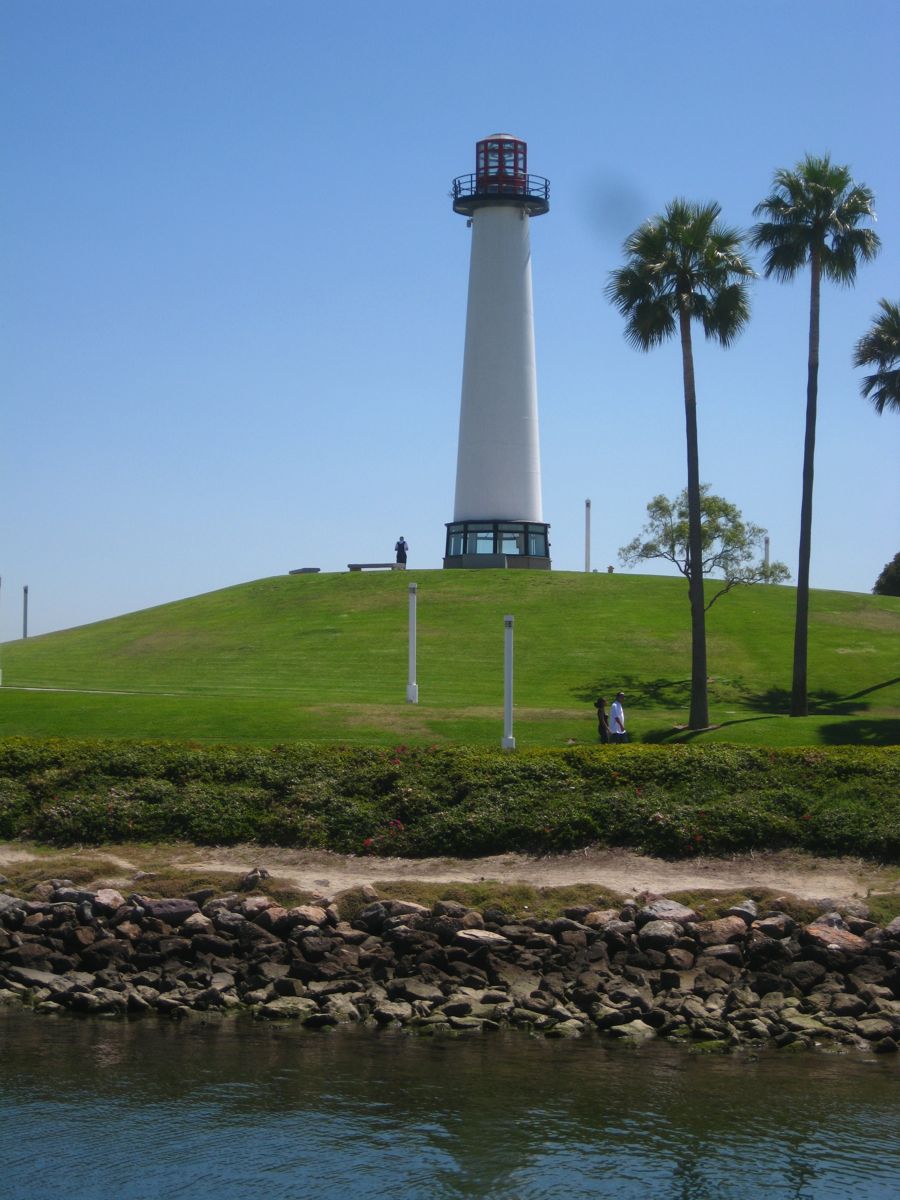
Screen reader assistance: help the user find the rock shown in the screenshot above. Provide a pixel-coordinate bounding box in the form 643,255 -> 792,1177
255,996 -> 318,1021
699,944 -> 743,967
780,1012 -> 834,1037
665,948 -> 695,971
134,897 -> 200,927
607,1018 -> 655,1042
855,1018 -> 896,1042
635,899 -> 699,928
388,978 -> 445,1004
544,1019 -> 586,1039
801,921 -> 870,957
323,994 -> 361,1023
583,909 -> 622,929
93,888 -> 126,914
373,1000 -> 414,1024
240,895 -> 275,919
692,916 -> 748,946
454,930 -> 510,950
287,905 -> 329,928
782,960 -> 826,992
753,914 -> 795,939
384,900 -> 430,919
636,920 -> 681,951
181,912 -> 214,935
726,899 -> 758,924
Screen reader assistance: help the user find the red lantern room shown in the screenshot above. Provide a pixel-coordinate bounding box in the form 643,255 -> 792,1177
476,134 -> 527,191
452,133 -> 549,217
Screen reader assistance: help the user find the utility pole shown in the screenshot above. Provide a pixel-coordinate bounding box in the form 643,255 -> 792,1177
585,498 -> 591,572
22,585 -> 28,640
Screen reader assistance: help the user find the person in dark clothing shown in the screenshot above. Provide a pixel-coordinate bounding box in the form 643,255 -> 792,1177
395,537 -> 409,566
594,696 -> 610,743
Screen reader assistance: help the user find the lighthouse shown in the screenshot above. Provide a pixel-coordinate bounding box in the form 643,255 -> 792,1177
443,134 -> 551,570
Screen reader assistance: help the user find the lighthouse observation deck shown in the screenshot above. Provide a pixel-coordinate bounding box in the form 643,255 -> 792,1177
452,172 -> 550,217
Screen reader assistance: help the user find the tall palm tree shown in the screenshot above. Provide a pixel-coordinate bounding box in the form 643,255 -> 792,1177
606,199 -> 753,729
751,155 -> 880,717
854,299 -> 900,415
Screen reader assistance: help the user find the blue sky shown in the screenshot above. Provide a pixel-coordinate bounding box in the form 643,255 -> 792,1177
2,0 -> 898,640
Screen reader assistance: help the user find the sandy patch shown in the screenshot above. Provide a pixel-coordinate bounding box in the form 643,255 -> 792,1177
2,842 -> 896,905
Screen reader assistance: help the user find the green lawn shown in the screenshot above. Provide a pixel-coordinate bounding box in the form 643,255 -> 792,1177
1,570 -> 897,747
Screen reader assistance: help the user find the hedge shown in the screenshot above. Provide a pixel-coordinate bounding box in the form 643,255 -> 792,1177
0,738 -> 898,860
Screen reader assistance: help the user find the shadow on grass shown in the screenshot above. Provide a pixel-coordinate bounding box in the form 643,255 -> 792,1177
576,674 -> 900,720
642,715 -> 900,746
572,675 -> 691,709
740,675 -> 900,716
641,716 -> 781,744
818,719 -> 900,746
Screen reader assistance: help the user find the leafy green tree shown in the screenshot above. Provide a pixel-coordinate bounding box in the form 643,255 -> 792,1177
873,553 -> 900,597
854,299 -> 900,416
750,154 -> 880,717
620,487 -> 790,609
606,200 -> 753,729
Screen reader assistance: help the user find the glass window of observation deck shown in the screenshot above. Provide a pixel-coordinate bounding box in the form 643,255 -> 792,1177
465,525 -> 495,554
499,525 -> 524,555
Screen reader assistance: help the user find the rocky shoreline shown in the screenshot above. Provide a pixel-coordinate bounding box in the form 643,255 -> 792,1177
1,878 -> 899,1054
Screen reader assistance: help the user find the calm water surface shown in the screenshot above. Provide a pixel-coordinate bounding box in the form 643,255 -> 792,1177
1,1011 -> 898,1199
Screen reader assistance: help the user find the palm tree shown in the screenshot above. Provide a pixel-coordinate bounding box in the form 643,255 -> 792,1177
854,299 -> 900,415
606,199 -> 753,729
751,155 -> 880,717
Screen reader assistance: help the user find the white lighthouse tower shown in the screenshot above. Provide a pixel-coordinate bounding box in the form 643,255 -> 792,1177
443,134 -> 551,570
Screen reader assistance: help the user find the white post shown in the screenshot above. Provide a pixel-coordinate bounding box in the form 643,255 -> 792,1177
22,585 -> 28,640
406,583 -> 419,703
502,614 -> 515,750
585,498 -> 591,573
764,535 -> 770,572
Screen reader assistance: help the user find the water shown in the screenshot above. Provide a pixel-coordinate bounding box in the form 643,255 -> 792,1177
1,1010 -> 898,1200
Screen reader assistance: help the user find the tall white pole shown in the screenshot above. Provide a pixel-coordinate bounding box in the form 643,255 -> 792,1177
22,585 -> 28,640
764,535 -> 770,572
406,583 -> 419,704
585,498 -> 591,573
502,615 -> 515,750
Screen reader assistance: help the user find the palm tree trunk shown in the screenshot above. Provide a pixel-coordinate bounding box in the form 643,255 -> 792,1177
791,250 -> 820,717
679,306 -> 709,729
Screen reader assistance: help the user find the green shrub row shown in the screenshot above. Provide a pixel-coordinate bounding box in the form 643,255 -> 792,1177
0,738 -> 897,860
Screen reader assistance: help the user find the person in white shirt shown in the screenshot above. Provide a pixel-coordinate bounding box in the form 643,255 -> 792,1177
609,692 -> 627,743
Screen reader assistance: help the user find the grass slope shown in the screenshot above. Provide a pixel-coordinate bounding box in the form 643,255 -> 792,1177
0,570 -> 897,746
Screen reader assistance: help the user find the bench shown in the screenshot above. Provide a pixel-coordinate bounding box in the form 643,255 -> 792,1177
348,563 -> 405,571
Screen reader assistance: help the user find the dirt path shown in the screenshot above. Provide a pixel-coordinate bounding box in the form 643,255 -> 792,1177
2,842 -> 897,904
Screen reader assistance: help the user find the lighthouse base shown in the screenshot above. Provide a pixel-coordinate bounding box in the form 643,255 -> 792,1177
443,521 -> 551,570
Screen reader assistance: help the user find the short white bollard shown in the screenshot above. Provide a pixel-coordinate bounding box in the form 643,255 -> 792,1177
406,583 -> 419,704
502,614 -> 515,750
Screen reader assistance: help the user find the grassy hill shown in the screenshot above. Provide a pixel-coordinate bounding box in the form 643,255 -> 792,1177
1,570 -> 898,747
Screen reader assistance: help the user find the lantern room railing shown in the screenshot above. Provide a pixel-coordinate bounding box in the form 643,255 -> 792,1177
452,173 -> 550,206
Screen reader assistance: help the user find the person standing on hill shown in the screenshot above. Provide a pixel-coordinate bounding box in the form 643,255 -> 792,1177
395,536 -> 409,567
594,697 -> 610,743
609,692 -> 627,743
